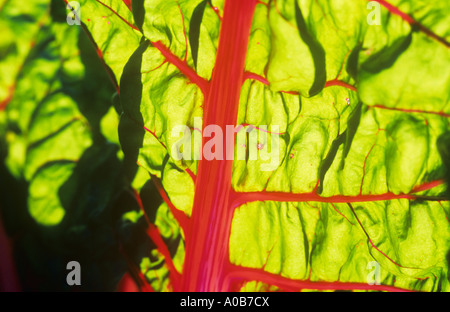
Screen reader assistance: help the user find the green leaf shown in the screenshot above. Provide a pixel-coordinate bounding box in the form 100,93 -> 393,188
0,0 -> 49,106
76,0 -> 141,86
0,0 -> 147,291
2,0 -> 448,292
115,0 -> 450,292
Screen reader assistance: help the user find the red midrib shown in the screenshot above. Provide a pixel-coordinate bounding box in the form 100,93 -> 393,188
180,0 -> 258,292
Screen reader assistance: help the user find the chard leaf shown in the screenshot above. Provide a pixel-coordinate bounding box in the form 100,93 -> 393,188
112,0 -> 449,292
1,0 -> 449,293
0,0 -> 146,291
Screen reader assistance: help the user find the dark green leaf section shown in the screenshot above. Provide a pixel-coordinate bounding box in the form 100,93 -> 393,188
189,0 -> 208,70
361,33 -> 412,73
0,0 -> 150,291
317,131 -> 345,195
294,1 -> 326,96
119,39 -> 149,182
132,0 -> 146,32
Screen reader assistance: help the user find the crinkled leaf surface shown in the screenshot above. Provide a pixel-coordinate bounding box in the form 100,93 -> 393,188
74,0 -> 141,89
0,0 -> 50,109
1,0 -> 448,292
96,0 -> 449,292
